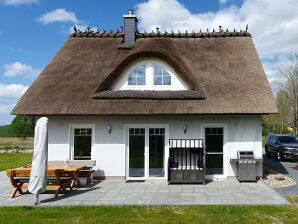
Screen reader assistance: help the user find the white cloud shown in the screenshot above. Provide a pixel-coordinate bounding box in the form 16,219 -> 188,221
0,83 -> 28,116
3,62 -> 40,77
136,0 -> 298,84
38,8 -> 93,34
0,83 -> 28,99
1,0 -> 38,6
38,8 -> 78,24
68,24 -> 98,34
0,104 -> 16,114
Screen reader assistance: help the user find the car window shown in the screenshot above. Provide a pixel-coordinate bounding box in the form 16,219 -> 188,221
272,136 -> 276,144
267,135 -> 272,144
278,136 -> 298,143
270,135 -> 275,144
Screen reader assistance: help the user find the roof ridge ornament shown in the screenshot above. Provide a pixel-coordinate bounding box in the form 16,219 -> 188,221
70,25 -> 251,39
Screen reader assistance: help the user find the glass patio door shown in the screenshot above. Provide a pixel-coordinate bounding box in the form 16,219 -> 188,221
128,127 -> 166,179
149,128 -> 165,178
128,128 -> 145,178
205,127 -> 224,175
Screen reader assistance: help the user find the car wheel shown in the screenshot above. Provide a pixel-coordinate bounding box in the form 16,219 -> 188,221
276,151 -> 283,161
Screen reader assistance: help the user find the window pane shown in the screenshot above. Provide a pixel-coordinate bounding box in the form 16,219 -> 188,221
154,64 -> 171,86
154,64 -> 163,76
74,136 -> 91,160
128,64 -> 146,86
149,128 -> 154,135
163,75 -> 171,85
135,64 -> 146,75
149,128 -> 165,177
129,128 -> 134,135
137,76 -> 146,85
128,76 -> 136,85
206,154 -> 223,175
74,128 -> 92,160
129,128 -> 145,177
135,128 -> 139,135
154,75 -> 162,85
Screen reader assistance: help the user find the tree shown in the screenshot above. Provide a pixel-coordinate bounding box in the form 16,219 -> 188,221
9,115 -> 35,139
262,53 -> 298,136
278,53 -> 298,134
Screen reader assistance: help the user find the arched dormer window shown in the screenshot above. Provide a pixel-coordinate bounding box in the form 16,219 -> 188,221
154,64 -> 171,85
111,59 -> 189,91
128,64 -> 146,85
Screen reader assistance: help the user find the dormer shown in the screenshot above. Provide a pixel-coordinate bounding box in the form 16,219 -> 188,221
111,58 -> 189,91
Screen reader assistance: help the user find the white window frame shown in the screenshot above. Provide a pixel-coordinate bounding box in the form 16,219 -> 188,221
124,124 -> 169,181
69,124 -> 95,160
111,58 -> 189,91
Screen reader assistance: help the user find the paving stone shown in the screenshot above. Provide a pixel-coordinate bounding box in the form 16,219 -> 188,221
0,171 -> 289,206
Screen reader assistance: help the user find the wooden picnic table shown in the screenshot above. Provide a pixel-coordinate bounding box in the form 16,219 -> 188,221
7,165 -> 85,198
16,165 -> 84,188
52,166 -> 84,187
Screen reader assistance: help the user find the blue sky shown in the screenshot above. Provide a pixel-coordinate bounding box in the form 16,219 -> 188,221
0,0 -> 297,125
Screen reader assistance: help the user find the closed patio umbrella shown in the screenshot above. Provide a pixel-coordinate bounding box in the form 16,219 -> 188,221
28,117 -> 48,205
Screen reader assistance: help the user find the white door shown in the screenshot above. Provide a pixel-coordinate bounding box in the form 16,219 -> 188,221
126,125 -> 168,180
202,125 -> 227,179
127,127 -> 146,179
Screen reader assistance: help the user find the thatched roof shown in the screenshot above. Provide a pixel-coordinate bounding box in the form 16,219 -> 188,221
11,33 -> 277,115
93,90 -> 205,100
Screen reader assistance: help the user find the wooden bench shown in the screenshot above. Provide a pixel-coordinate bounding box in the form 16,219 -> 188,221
67,160 -> 96,185
6,169 -> 72,198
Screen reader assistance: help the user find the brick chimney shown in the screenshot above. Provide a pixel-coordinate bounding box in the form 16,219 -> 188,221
122,9 -> 138,47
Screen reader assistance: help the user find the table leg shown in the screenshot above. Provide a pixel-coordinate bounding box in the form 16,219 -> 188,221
71,171 -> 81,188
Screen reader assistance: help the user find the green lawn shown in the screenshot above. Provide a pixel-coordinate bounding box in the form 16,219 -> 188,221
0,137 -> 33,151
0,205 -> 297,224
0,153 -> 32,171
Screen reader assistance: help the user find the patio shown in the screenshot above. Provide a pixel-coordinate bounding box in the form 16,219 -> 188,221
0,172 -> 289,206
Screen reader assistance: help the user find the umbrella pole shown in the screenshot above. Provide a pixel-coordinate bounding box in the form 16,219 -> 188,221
35,193 -> 39,206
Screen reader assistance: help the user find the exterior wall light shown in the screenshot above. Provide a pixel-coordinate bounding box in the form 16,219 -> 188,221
183,124 -> 188,134
107,125 -> 112,135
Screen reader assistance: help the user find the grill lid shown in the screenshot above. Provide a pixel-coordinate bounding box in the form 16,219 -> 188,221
238,151 -> 254,159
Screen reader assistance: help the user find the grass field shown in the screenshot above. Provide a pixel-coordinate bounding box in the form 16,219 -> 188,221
0,137 -> 33,151
0,205 -> 297,224
0,153 -> 32,171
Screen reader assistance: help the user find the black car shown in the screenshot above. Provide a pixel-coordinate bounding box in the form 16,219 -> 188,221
265,134 -> 298,161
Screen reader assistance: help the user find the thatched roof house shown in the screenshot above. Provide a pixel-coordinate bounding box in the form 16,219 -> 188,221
12,10 -> 277,181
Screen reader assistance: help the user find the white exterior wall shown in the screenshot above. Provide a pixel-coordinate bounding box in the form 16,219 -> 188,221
47,115 -> 263,178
